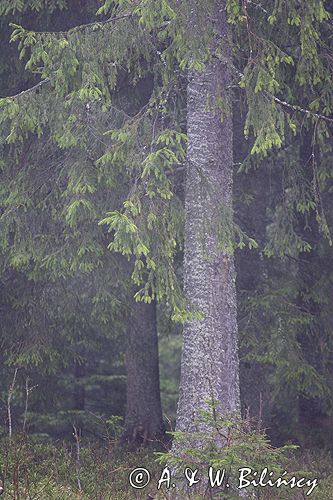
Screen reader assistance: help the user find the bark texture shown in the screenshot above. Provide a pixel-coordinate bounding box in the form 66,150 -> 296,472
175,3 -> 240,439
122,299 -> 165,446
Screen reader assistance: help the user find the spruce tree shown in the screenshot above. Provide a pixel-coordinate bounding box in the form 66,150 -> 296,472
174,1 -> 240,444
1,0 -> 333,452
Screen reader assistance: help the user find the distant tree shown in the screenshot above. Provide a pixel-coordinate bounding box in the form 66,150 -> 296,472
1,0 -> 333,453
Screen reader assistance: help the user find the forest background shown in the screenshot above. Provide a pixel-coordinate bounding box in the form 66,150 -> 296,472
0,0 -> 333,498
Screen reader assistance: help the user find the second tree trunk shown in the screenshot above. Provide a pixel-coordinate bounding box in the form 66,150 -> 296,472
123,299 -> 164,446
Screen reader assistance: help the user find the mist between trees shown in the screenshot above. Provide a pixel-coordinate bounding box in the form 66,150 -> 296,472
0,1 -> 333,499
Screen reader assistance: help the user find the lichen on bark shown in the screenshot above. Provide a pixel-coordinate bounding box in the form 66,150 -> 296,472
174,0 -> 240,449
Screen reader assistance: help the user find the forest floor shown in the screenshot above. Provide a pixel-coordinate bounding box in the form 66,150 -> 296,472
0,434 -> 333,499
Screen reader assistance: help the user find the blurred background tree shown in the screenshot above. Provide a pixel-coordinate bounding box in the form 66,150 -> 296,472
0,0 -> 332,456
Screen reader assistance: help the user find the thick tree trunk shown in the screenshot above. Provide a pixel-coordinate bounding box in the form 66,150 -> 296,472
174,2 -> 240,440
122,299 -> 165,446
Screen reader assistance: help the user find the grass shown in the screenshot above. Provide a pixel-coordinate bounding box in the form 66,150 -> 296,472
0,434 -> 163,499
1,432 -> 333,499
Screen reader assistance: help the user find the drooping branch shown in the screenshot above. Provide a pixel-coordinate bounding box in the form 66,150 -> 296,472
4,10 -> 333,130
218,55 -> 333,125
9,12 -> 132,37
2,9 -> 136,100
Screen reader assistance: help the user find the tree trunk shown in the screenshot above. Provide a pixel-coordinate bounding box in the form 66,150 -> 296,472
174,2 -> 240,441
295,129 -> 323,446
122,299 -> 165,446
73,359 -> 86,411
234,104 -> 272,430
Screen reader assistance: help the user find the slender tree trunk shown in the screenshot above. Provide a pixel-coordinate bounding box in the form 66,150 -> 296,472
174,2 -> 240,441
234,105 -> 272,430
122,299 -> 165,446
295,129 -> 322,445
73,360 -> 86,411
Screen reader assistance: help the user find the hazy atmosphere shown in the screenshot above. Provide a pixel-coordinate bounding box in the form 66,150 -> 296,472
0,1 -> 333,498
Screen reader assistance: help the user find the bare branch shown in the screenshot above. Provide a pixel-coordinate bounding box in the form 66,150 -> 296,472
72,425 -> 82,492
247,0 -> 268,14
2,78 -> 49,100
7,368 -> 18,442
22,377 -> 38,434
271,95 -> 333,124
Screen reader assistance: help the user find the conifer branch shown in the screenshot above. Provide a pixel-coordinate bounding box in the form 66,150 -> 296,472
3,78 -> 49,100
271,95 -> 333,124
10,12 -> 132,37
4,33 -> 333,130
230,63 -> 333,124
220,57 -> 333,125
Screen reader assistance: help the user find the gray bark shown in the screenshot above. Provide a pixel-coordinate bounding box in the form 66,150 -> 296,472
174,2 -> 240,441
122,299 -> 165,446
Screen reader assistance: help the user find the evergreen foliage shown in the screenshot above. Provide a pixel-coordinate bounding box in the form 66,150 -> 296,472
0,0 -> 333,463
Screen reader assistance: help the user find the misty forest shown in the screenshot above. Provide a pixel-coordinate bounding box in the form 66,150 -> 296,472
0,0 -> 333,499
